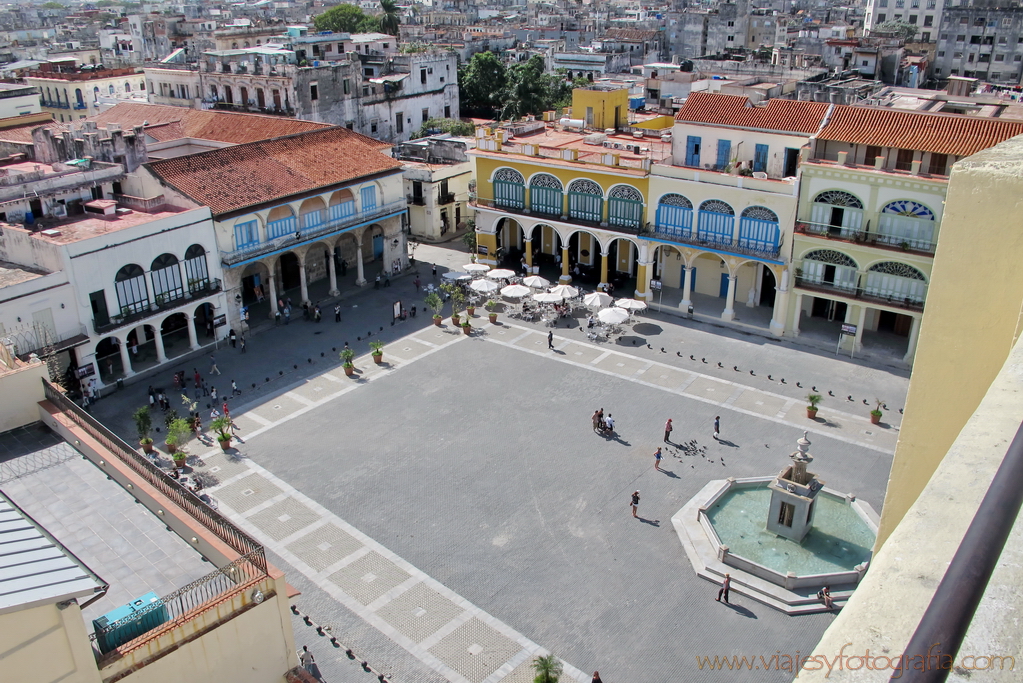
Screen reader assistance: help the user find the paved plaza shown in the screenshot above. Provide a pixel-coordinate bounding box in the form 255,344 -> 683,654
59,241 -> 908,683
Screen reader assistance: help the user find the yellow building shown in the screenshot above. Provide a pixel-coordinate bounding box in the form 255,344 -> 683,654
789,107 -> 1023,362
570,86 -> 629,130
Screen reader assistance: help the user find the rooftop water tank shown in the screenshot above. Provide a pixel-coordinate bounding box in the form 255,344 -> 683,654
559,118 -> 585,130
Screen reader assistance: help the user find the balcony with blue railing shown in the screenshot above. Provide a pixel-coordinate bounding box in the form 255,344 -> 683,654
650,221 -> 783,260
220,198 -> 408,266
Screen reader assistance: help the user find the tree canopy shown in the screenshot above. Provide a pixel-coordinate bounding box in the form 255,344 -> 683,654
459,53 -> 579,120
379,0 -> 400,36
313,4 -> 380,33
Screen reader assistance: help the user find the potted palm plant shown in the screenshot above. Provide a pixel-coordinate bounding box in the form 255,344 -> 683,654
532,654 -> 562,683
340,347 -> 356,376
210,415 -> 233,451
425,291 -> 443,326
485,299 -> 499,324
369,339 -> 384,364
806,393 -> 822,420
166,417 -> 191,466
462,320 -> 471,335
870,399 -> 884,425
442,283 -> 464,325
134,405 -> 154,454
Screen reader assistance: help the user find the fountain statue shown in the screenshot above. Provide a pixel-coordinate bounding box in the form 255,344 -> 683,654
766,432 -> 824,542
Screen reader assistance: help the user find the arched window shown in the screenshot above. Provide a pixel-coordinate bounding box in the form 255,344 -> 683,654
267,206 -> 297,238
608,185 -> 643,229
74,88 -> 84,106
865,261 -> 927,304
655,194 -> 693,238
329,189 -> 356,221
800,249 -> 859,291
811,190 -> 864,234
567,179 -> 604,223
299,197 -> 326,230
150,254 -> 183,304
124,82 -> 131,92
108,84 -> 115,95
360,185 -> 377,211
529,173 -> 563,216
224,85 -> 234,104
878,200 -> 936,250
697,200 -> 735,246
184,245 -> 210,292
114,264 -> 149,315
739,206 -> 781,255
494,168 -> 525,210
210,84 -> 218,99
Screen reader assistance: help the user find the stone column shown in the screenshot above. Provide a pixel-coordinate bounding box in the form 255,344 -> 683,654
770,268 -> 789,337
904,313 -> 922,364
187,313 -> 200,350
355,236 -> 367,286
599,250 -> 609,290
854,304 -> 868,351
635,261 -> 652,300
327,247 -> 339,297
524,238 -> 533,269
680,265 -> 692,310
721,274 -> 737,321
792,292 -> 804,336
298,253 -> 309,304
153,327 -> 167,363
560,246 -> 571,283
118,338 -> 134,377
268,272 -> 279,316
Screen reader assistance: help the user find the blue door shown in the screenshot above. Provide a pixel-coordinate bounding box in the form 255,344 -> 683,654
719,272 -> 730,298
373,234 -> 384,260
715,139 -> 731,171
754,144 -> 769,173
685,136 -> 701,167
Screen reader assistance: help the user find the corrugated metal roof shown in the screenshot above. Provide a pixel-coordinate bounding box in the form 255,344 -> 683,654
817,104 -> 1023,156
0,492 -> 105,613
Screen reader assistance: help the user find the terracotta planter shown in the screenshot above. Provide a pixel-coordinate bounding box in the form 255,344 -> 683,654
166,442 -> 178,454
807,407 -> 818,420
462,325 -> 471,335
870,412 -> 881,424
343,364 -> 355,377
451,315 -> 460,326
489,313 -> 498,324
372,353 -> 383,365
172,453 -> 186,469
433,316 -> 442,327
467,307 -> 475,316
140,440 -> 154,454
219,438 -> 232,452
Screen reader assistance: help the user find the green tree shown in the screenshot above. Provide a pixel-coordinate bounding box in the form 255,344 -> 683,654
873,20 -> 919,41
41,1 -> 66,7
458,51 -> 507,117
357,14 -> 381,32
379,0 -> 400,36
501,55 -> 556,120
314,4 -> 369,33
532,654 -> 562,683
410,117 -> 475,139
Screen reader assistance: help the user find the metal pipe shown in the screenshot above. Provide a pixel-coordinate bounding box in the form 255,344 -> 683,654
891,420 -> 1023,682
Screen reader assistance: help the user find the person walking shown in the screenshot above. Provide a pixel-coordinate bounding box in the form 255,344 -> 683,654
210,355 -> 221,376
664,418 -> 673,444
284,306 -> 291,325
413,277 -> 421,292
194,368 -> 202,387
547,330 -> 554,349
314,304 -> 321,323
210,386 -> 218,403
432,264 -> 437,278
714,415 -> 720,440
630,490 -> 640,518
240,336 -> 246,353
334,303 -> 341,323
654,447 -> 663,470
222,401 -> 230,421
275,309 -> 281,326
591,409 -> 601,432
375,274 -> 381,289
231,379 -> 241,396
716,573 -> 731,603
591,673 -> 603,683
300,646 -> 317,678
201,379 -> 209,397
229,329 -> 237,348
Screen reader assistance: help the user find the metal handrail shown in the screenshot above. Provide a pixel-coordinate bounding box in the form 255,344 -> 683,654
892,421 -> 1023,682
41,379 -> 267,573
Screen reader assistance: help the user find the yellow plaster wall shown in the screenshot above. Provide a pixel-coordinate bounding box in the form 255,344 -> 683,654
571,88 -> 629,129
877,135 -> 1023,547
0,361 -> 49,432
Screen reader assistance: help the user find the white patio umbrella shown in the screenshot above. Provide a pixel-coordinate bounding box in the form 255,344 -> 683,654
501,284 -> 531,298
533,292 -> 564,303
583,291 -> 613,308
442,271 -> 472,281
549,284 -> 579,298
487,268 -> 516,279
469,279 -> 499,293
522,275 -> 551,289
615,298 -> 648,311
598,307 -> 630,324
464,263 -> 490,273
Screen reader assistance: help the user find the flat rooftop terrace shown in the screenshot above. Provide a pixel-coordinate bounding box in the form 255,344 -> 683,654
0,259 -> 49,287
0,425 -> 212,626
1,205 -> 189,246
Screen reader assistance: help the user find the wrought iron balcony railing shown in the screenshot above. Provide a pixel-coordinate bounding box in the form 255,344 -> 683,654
92,279 -> 221,334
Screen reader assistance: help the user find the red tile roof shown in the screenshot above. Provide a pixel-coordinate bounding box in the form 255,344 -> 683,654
675,92 -> 830,134
145,127 -> 401,216
90,103 -> 332,144
818,105 -> 1023,157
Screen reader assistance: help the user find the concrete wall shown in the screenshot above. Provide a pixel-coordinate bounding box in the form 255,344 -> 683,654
0,360 -> 48,431
0,601 -> 102,683
877,135 -> 1023,547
